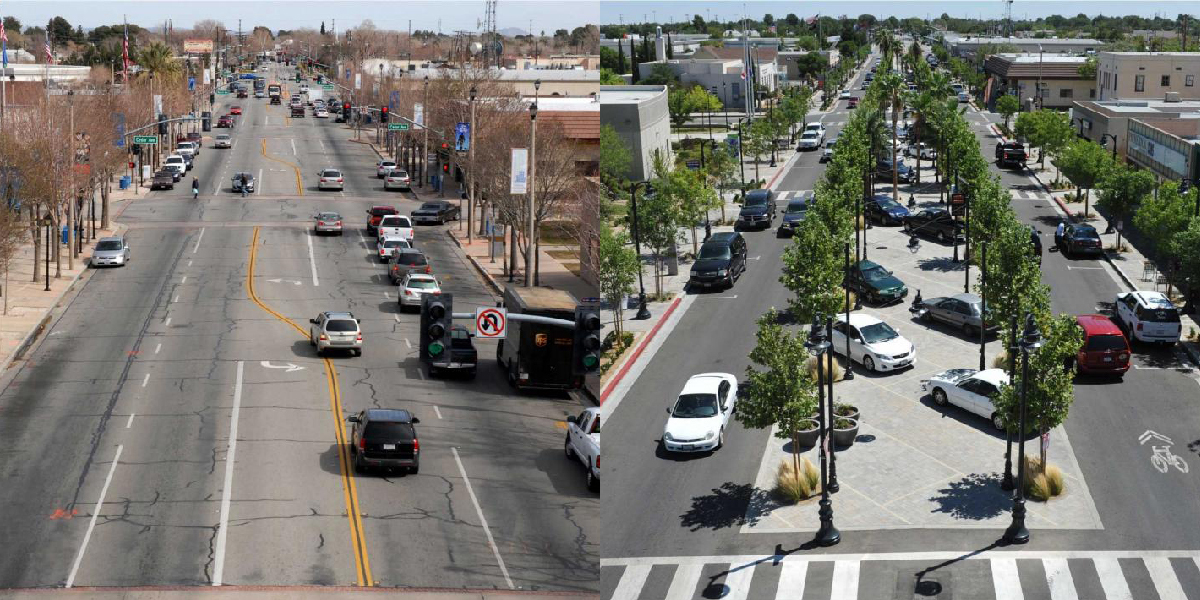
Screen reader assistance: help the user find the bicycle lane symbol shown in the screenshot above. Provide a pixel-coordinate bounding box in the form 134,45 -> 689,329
1139,430 -> 1190,474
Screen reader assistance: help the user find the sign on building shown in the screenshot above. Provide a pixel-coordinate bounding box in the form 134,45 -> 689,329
183,39 -> 215,54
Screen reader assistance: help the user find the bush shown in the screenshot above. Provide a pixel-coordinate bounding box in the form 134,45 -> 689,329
773,457 -> 820,504
806,355 -> 844,382
839,288 -> 858,313
1024,457 -> 1065,500
992,350 -> 1010,370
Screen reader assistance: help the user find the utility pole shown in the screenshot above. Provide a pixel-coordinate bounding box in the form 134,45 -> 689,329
68,102 -> 75,268
526,104 -> 537,287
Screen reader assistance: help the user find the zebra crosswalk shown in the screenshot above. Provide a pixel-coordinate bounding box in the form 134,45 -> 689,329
603,550 -> 1200,600
771,189 -> 1050,202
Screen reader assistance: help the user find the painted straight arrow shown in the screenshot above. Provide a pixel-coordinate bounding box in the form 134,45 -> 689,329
260,361 -> 304,373
266,278 -> 302,285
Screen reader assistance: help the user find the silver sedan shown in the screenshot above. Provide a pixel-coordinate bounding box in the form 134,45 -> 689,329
92,236 -> 130,267
317,168 -> 344,191
314,212 -> 343,236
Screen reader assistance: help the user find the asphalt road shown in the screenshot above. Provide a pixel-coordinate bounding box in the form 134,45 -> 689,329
0,63 -> 598,593
603,45 -> 1200,574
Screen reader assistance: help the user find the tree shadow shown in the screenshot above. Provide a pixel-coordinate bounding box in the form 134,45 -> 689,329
928,472 -> 1010,520
916,256 -> 963,272
678,482 -> 772,532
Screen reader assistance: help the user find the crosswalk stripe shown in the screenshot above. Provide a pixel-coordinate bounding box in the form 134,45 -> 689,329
611,565 -> 651,600
774,561 -> 808,600
665,563 -> 703,600
831,560 -> 860,600
1093,557 -> 1133,600
723,564 -> 755,600
992,558 -> 1024,600
1043,558 -> 1078,600
1144,557 -> 1187,600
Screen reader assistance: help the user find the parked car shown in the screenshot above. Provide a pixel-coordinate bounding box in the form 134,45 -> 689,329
831,313 -> 916,372
662,373 -> 739,454
91,236 -> 130,267
383,169 -> 412,191
213,133 -> 232,149
388,248 -> 431,283
864,194 -> 910,226
151,170 -> 176,190
903,208 -> 964,242
175,141 -> 197,158
776,194 -> 811,237
309,311 -> 362,357
317,168 -> 344,191
347,409 -> 420,474
376,160 -> 397,178
1114,291 -> 1182,346
737,189 -> 776,230
565,407 -> 601,492
689,233 -> 747,290
186,132 -> 202,148
876,156 -> 914,183
411,201 -> 460,225
845,259 -> 908,305
397,273 -> 441,311
164,154 -> 188,174
1057,223 -> 1103,257
921,368 -> 1010,430
231,172 -> 256,194
1072,315 -> 1131,377
376,236 -> 412,262
313,211 -> 343,236
366,205 -> 398,234
905,142 -> 937,160
916,292 -> 997,336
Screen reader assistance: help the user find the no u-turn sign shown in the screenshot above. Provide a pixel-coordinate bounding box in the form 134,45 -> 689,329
476,307 -> 507,339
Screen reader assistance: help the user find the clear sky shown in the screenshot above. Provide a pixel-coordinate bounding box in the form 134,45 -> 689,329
1,1 -> 599,34
599,1 -> 1196,26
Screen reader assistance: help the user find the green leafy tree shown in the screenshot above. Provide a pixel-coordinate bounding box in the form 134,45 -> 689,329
875,72 -> 906,202
996,95 -> 1020,131
1014,110 -> 1071,170
669,165 -> 720,255
597,227 -> 641,339
600,69 -> 624,85
738,310 -> 819,479
1170,218 -> 1200,311
1097,165 -> 1157,247
1134,181 -> 1193,263
779,216 -> 844,325
641,153 -> 683,297
744,118 -> 774,181
599,124 -> 631,198
1077,55 -> 1098,80
135,41 -> 182,81
1055,138 -> 1112,216
705,146 -> 739,223
641,62 -> 678,86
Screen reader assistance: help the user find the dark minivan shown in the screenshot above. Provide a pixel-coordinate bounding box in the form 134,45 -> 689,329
348,409 -> 420,474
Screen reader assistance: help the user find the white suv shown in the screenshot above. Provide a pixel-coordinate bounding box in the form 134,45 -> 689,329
309,311 -> 363,357
1114,291 -> 1181,345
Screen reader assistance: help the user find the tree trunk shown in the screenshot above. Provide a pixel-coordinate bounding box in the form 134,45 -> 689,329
101,175 -> 110,230
54,203 -> 62,279
31,205 -> 40,283
791,429 -> 800,478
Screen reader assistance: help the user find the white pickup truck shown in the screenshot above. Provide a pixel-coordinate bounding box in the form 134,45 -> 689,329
565,407 -> 600,492
376,215 -> 414,243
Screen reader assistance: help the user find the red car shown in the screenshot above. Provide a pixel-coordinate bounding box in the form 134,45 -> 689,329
1073,315 -> 1131,377
366,205 -> 398,234
848,97 -> 859,109
216,116 -> 234,128
230,106 -> 243,115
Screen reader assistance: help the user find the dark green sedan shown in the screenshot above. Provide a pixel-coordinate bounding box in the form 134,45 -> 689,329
845,260 -> 908,305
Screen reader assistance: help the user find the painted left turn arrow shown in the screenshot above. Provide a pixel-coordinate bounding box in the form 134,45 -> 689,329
260,361 -> 304,372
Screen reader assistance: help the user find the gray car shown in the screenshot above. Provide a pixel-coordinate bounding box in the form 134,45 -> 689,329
232,172 -> 256,193
314,211 -> 343,236
309,311 -> 362,357
917,292 -> 997,336
92,236 -> 130,267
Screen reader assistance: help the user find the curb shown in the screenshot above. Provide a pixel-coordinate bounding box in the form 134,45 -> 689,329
1,222 -> 129,374
1051,185 -> 1141,292
347,137 -> 385,160
445,230 -> 504,297
599,295 -> 682,404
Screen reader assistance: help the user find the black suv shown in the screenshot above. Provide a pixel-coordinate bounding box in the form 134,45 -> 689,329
737,190 -> 776,230
689,232 -> 747,290
347,409 -> 420,474
776,193 -> 812,237
876,156 -> 913,183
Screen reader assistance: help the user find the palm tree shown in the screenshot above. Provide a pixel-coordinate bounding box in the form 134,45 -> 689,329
135,41 -> 182,81
906,90 -> 934,184
876,73 -> 906,202
908,39 -> 923,72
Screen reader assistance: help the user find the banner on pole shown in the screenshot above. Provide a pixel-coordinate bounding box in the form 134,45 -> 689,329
114,112 -> 126,147
414,103 -> 423,127
202,68 -> 211,85
510,148 -> 528,195
153,95 -> 163,116
455,122 -> 470,152
354,73 -> 362,90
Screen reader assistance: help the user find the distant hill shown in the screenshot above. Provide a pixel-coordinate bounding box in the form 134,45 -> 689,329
499,27 -> 529,37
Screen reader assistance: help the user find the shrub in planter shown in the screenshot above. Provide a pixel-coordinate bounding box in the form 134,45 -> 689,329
832,417 -> 859,447
1023,457 -> 1065,500
834,403 -> 859,421
806,356 -> 844,382
773,457 -> 821,504
794,418 -> 820,448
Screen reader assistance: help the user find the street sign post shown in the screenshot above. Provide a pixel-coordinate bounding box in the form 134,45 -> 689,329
322,84 -> 334,91
133,136 -> 159,145
216,89 -> 230,95
476,307 -> 507,339
387,123 -> 409,131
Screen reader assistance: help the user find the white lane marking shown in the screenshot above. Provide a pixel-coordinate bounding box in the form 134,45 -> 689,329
1092,557 -> 1132,600
291,138 -> 296,156
450,447 -> 514,589
258,168 -> 263,193
264,116 -> 268,126
192,227 -> 205,253
211,361 -> 244,587
1043,558 -> 1078,600
172,295 -> 179,304
187,260 -> 192,267
358,230 -> 365,244
125,413 -> 135,429
775,561 -> 808,599
141,373 -> 149,388
404,338 -> 411,349
665,563 -> 703,600
181,276 -> 187,284
212,180 -> 221,195
154,343 -> 161,354
1145,557 -> 1187,600
1065,265 -> 1105,270
433,406 -> 442,419
306,233 -> 320,287
164,317 -> 171,328
417,369 -> 425,380
991,558 -> 1024,600
384,291 -> 390,300
723,563 -> 755,600
65,444 -> 123,588
394,314 -> 401,323
610,565 -> 651,600
830,560 -> 860,600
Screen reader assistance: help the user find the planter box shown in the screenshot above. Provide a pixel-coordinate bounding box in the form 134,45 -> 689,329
832,417 -> 859,448
794,419 -> 820,448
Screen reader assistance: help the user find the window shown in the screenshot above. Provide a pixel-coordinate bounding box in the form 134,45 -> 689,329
1188,75 -> 1195,87
1135,75 -> 1145,92
1059,89 -> 1073,98
1114,74 -> 1117,90
1090,88 -> 1096,99
1161,75 -> 1170,87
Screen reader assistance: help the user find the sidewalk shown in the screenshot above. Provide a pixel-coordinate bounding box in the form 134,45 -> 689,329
0,174 -> 141,373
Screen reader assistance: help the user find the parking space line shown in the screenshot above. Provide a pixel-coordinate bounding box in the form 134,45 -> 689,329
451,447 -> 514,589
164,317 -> 171,328
142,373 -> 149,387
65,445 -> 123,588
154,343 -> 161,354
181,276 -> 187,284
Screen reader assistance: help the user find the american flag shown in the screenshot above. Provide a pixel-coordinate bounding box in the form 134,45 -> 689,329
44,34 -> 53,64
1,19 -> 8,69
122,24 -> 130,83
807,15 -> 819,25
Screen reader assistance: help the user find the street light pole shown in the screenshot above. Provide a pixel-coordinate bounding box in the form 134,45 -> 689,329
1001,312 -> 1017,491
422,76 -> 429,190
826,316 -> 839,493
805,316 -> 840,547
843,243 -> 855,381
630,182 -> 651,320
525,100 -> 537,287
1004,313 -> 1042,545
467,85 -> 477,242
978,241 -> 987,371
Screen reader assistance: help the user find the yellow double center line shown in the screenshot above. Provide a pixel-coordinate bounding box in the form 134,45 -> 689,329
246,227 -> 373,586
260,138 -> 304,196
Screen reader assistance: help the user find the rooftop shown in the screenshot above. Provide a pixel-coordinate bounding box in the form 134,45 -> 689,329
1081,99 -> 1200,115
597,85 -> 668,104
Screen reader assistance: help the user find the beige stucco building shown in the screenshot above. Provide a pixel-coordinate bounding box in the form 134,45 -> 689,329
1096,52 -> 1200,101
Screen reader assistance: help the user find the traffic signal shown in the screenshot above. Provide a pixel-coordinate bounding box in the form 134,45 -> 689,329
419,293 -> 453,361
380,106 -> 389,122
343,102 -> 350,114
209,92 -> 215,104
157,113 -> 168,135
442,163 -> 450,174
573,304 -> 603,374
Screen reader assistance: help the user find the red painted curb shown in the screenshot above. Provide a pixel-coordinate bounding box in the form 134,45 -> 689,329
764,156 -> 791,190
1052,194 -> 1074,218
599,295 -> 683,404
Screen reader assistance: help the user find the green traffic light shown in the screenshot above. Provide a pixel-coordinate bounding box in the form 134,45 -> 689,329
429,341 -> 444,357
582,354 -> 599,369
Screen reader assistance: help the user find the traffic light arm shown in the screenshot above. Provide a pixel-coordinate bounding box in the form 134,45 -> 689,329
450,312 -> 577,328
123,116 -> 201,138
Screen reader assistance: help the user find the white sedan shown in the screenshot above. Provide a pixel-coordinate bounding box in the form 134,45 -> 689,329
375,236 -> 412,262
398,273 -> 441,310
314,108 -> 329,118
839,90 -> 852,99
830,313 -> 915,372
921,368 -> 1010,430
662,373 -> 738,453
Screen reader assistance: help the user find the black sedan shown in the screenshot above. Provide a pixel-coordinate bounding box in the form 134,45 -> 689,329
903,208 -> 964,243
776,195 -> 810,237
1057,223 -> 1103,257
411,201 -> 460,225
864,194 -> 910,226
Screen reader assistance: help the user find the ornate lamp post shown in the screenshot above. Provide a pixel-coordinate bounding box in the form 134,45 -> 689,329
42,214 -> 53,291
804,316 -> 840,547
842,242 -> 855,380
978,241 -> 988,370
525,99 -> 537,287
630,182 -> 652,320
1001,313 -> 1018,491
1004,313 -> 1042,545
